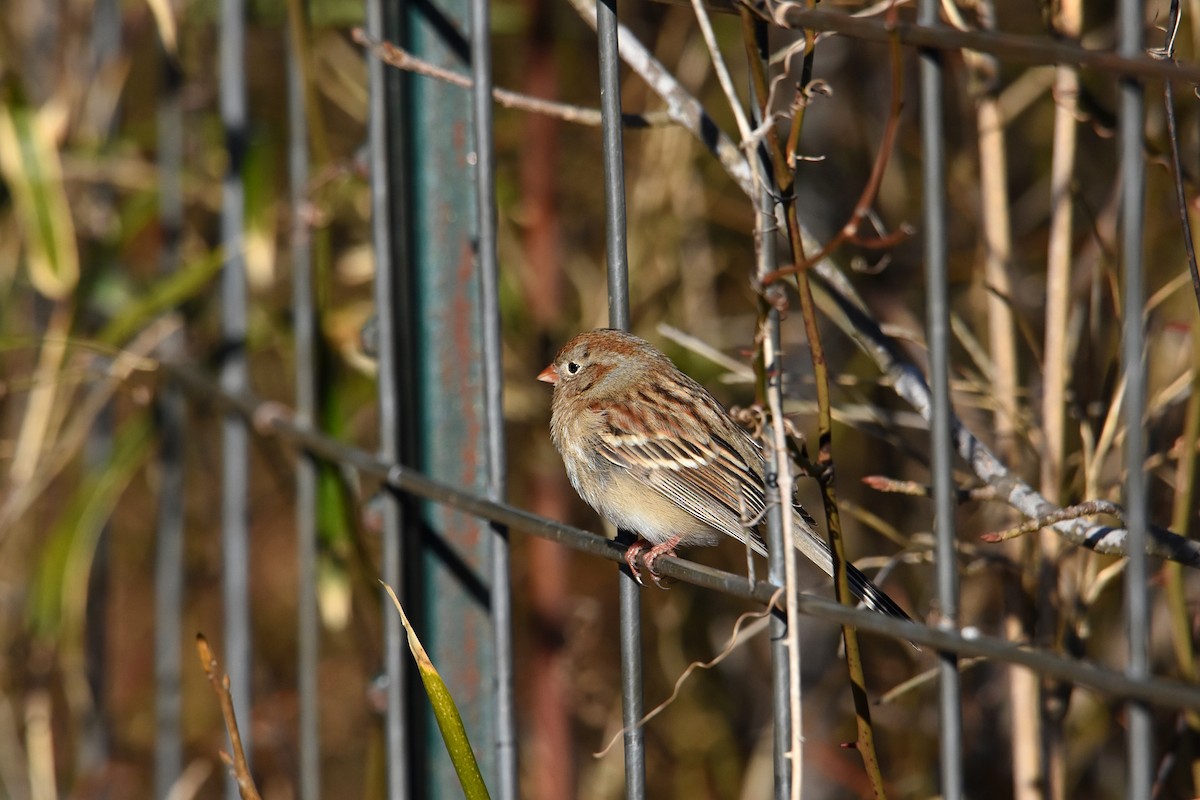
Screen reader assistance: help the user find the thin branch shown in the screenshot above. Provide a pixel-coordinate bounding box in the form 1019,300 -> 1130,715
689,0 -> 755,143
805,258 -> 1200,565
980,501 -> 1125,543
1150,0 -> 1200,314
862,475 -> 996,503
1039,0 -> 1085,791
759,316 -> 807,799
756,8 -> 893,794
351,28 -> 672,129
962,0 -> 1019,467
762,1 -> 910,284
1155,3 -> 1200,791
564,0 -> 757,196
195,635 -> 263,800
876,657 -> 987,705
744,46 -> 807,800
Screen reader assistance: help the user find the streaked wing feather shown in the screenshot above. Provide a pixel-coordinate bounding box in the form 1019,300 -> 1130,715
594,396 -> 908,621
642,469 -> 767,554
594,400 -> 767,554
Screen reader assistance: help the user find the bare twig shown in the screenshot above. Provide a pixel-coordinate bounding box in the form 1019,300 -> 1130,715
351,28 -> 672,129
195,635 -> 262,800
980,501 -> 1125,543
966,11 -> 1021,466
689,0 -> 754,143
746,9 -> 894,795
656,323 -> 755,379
762,0 -> 910,284
759,318 -> 807,798
862,475 -> 996,503
876,657 -> 986,705
1150,0 -> 1200,314
809,263 -> 1200,566
563,0 -> 756,196
742,40 -> 807,800
1155,2 -> 1200,792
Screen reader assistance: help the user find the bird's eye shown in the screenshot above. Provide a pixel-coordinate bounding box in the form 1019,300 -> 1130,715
566,361 -> 581,375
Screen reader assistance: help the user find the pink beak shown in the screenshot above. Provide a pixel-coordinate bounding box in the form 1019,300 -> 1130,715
537,364 -> 560,385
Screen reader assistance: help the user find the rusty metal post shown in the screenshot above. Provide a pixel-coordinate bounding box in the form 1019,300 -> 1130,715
377,0 -> 498,794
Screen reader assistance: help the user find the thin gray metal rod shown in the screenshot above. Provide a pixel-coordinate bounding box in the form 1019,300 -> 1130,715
84,8 -> 120,778
287,8 -> 320,799
167,364 -> 1200,713
771,6 -> 1200,85
764,327 -> 791,800
154,34 -> 185,800
1118,0 -> 1151,795
918,0 -> 962,794
366,0 -> 409,795
153,379 -> 185,800
469,0 -> 518,793
219,0 -> 251,795
599,0 -> 631,323
747,19 -> 790,796
597,0 -> 643,794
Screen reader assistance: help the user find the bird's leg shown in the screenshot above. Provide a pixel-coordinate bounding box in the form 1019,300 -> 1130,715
624,539 -> 650,585
643,535 -> 683,588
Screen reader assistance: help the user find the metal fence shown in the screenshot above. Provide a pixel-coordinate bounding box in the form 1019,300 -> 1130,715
8,0 -> 1200,797
187,0 -> 1195,797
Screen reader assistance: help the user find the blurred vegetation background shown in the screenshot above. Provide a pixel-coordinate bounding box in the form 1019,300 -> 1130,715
2,0 -> 1200,797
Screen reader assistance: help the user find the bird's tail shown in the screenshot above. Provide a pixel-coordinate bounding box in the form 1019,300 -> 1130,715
790,510 -> 911,622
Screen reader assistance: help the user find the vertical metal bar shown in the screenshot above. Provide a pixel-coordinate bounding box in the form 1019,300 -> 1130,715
764,316 -> 791,800
154,36 -> 185,800
153,391 -> 184,800
84,421 -> 113,771
365,0 -> 409,795
397,0 -> 495,788
1118,0 -> 1151,796
287,4 -> 320,798
596,2 -> 643,796
917,0 -> 962,797
468,0 -> 518,796
599,1 -> 631,323
746,20 -> 790,799
219,0 -> 251,795
82,0 -> 120,782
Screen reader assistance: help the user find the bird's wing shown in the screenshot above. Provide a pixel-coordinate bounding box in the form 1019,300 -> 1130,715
591,398 -> 767,555
591,397 -> 910,622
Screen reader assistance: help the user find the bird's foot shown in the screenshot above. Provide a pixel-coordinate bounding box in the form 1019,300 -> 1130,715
623,537 -> 683,587
643,536 -> 683,588
623,540 -> 650,585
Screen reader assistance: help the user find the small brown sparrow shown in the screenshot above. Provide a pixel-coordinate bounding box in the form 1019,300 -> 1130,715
538,328 -> 908,620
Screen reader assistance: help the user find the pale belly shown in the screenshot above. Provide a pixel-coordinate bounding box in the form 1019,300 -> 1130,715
566,457 -> 722,548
